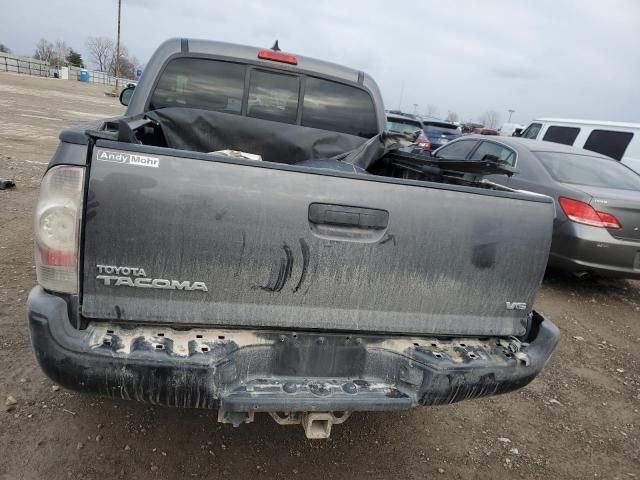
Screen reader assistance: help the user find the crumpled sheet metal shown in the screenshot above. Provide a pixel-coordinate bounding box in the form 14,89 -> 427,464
333,130 -> 421,170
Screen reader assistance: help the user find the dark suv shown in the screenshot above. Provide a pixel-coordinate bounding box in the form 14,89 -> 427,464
422,121 -> 461,150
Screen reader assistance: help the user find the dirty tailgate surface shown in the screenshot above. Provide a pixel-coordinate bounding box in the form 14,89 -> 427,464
82,144 -> 552,336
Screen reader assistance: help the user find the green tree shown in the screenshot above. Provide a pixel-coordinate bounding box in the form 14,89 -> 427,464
66,49 -> 84,68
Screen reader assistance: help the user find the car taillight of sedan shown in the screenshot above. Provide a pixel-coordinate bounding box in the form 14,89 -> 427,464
558,197 -> 622,230
417,137 -> 431,152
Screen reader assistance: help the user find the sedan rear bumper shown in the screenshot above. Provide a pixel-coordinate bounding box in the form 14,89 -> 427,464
28,286 -> 559,413
549,223 -> 640,278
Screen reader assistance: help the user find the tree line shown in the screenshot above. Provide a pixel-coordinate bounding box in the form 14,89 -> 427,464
422,104 -> 502,129
33,39 -> 84,69
0,37 -> 139,79
84,36 -> 139,79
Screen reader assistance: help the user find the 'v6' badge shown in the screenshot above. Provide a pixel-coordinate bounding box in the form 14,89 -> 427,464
506,302 -> 527,310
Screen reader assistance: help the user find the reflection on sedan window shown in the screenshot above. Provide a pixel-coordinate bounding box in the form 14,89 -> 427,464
435,140 -> 477,159
470,142 -> 516,166
536,152 -> 640,190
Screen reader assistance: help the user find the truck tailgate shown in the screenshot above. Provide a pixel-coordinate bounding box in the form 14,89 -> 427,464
81,142 -> 553,336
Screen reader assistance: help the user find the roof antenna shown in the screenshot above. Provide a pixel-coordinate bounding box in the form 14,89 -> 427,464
271,40 -> 281,51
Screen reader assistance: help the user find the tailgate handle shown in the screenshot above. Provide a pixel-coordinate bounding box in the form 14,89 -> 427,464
308,203 -> 389,229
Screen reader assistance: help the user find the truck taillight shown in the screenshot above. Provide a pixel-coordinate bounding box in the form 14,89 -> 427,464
558,197 -> 621,230
34,166 -> 84,293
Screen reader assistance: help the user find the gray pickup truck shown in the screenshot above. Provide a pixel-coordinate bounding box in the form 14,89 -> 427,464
28,38 -> 559,439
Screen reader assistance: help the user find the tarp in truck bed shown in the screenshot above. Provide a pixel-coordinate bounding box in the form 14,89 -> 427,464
147,107 -> 369,164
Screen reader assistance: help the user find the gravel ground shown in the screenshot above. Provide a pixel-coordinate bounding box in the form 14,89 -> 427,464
0,72 -> 638,480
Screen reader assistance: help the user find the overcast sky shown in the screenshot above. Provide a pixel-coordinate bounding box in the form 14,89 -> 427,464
3,0 -> 639,125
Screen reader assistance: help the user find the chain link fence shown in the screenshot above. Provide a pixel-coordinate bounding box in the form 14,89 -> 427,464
0,52 -> 136,86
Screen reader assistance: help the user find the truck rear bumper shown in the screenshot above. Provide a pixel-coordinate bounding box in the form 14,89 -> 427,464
28,286 -> 559,413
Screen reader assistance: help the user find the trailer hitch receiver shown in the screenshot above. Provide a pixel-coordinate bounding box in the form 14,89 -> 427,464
269,411 -> 352,439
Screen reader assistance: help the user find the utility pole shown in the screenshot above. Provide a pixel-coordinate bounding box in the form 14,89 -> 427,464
115,0 -> 121,92
508,109 -> 515,122
398,81 -> 405,111
413,103 -> 418,116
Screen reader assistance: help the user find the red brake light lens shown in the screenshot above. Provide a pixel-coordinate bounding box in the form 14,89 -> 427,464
558,197 -> 621,230
34,165 -> 85,293
258,50 -> 298,65
558,197 -> 601,227
418,140 -> 431,152
40,249 -> 76,267
595,211 -> 622,230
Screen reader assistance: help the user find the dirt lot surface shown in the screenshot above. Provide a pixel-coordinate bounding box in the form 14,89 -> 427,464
0,72 -> 639,480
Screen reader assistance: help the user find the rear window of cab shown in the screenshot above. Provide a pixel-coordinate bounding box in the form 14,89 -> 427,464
149,57 -> 378,138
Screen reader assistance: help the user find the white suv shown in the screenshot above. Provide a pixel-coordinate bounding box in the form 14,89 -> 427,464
520,118 -> 640,174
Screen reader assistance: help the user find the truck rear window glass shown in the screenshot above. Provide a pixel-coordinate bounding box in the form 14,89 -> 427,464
536,152 -> 640,190
387,118 -> 422,133
302,77 -> 378,138
149,59 -> 378,137
542,126 -> 580,146
434,140 -> 478,159
470,141 -> 516,166
583,129 -> 633,161
247,70 -> 300,124
423,122 -> 458,134
149,58 -> 246,113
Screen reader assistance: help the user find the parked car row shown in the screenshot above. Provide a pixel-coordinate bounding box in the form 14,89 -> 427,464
384,111 -> 639,279
385,113 -> 461,152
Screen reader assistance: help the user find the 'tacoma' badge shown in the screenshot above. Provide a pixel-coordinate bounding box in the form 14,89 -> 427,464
96,264 -> 208,292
